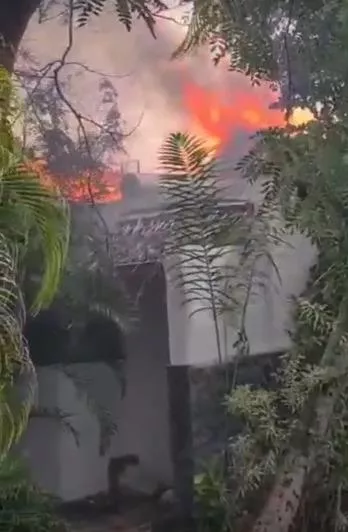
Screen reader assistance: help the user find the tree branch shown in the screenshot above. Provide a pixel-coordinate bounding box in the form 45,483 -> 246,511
0,0 -> 41,72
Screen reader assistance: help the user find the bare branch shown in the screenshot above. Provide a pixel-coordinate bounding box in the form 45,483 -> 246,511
52,0 -> 112,246
18,1 -> 147,253
283,0 -> 295,119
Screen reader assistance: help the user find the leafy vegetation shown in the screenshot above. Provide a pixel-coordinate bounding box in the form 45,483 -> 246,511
159,132 -> 272,365
0,64 -> 69,531
26,213 -> 134,456
0,0 -> 171,511
168,1 -> 348,531
75,0 -> 168,35
6,1 -> 348,531
0,65 -> 68,460
0,0 -> 177,530
158,131 -> 280,527
0,455 -> 66,532
159,133 -> 246,364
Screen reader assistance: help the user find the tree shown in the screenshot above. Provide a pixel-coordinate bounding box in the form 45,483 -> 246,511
0,0 -> 39,72
158,132 -> 266,365
0,0 -> 170,74
174,1 -> 348,531
16,59 -> 136,454
0,66 -> 69,457
0,0 -> 170,458
19,62 -> 126,200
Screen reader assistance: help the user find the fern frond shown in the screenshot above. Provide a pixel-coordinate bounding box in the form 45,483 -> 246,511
76,0 -> 168,38
297,299 -> 334,338
172,0 -> 217,59
114,0 -> 132,30
75,0 -> 106,25
159,132 -> 264,362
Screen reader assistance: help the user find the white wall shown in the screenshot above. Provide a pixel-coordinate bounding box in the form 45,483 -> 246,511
20,367 -> 62,495
165,233 -> 317,366
21,364 -> 117,500
22,267 -> 173,501
23,359 -> 172,500
22,195 -> 317,498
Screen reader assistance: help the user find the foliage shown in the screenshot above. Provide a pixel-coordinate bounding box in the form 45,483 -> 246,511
24,212 -> 134,455
175,0 -> 348,115
194,459 -> 231,532
53,212 -> 136,454
18,59 -> 133,455
74,0 -> 169,36
173,1 -> 348,531
0,66 -> 69,460
0,455 -> 67,532
19,66 -> 125,182
234,85 -> 348,532
0,70 -> 69,312
159,132 -> 243,362
159,132 -> 272,363
223,355 -> 331,520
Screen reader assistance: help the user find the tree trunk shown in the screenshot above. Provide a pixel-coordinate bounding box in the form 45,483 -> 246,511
251,299 -> 348,532
0,0 -> 41,72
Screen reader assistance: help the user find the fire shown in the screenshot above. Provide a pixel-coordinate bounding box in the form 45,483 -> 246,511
183,83 -> 315,152
25,83 -> 316,203
26,159 -> 122,203
63,169 -> 123,203
288,107 -> 315,127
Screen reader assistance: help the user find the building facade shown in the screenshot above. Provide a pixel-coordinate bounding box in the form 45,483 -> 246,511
20,181 -> 316,515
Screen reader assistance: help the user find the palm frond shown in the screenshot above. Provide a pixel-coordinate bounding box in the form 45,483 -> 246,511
0,233 -> 36,458
30,406 -> 80,447
61,366 -> 118,456
0,67 -> 69,313
0,68 -> 69,458
6,160 -> 69,314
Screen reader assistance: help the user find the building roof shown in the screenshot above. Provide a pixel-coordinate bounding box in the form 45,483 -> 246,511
71,176 -> 253,264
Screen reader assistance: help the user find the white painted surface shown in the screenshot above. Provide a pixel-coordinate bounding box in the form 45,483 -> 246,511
163,256 -> 189,367
87,188 -> 317,367
22,233 -> 316,499
22,268 -> 173,501
22,194 -> 317,500
19,367 -> 62,495
55,364 -> 111,500
165,233 -> 317,366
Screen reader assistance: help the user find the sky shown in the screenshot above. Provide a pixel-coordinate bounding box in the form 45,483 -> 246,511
19,3 -> 263,175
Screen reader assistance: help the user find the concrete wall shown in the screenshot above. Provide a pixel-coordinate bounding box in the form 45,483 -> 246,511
20,367 -> 62,495
21,195 -> 317,500
113,265 -> 173,493
72,185 -> 317,368
22,265 -> 173,501
165,232 -> 317,366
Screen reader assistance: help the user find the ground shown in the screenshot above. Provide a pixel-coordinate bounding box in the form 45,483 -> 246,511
60,490 -> 177,532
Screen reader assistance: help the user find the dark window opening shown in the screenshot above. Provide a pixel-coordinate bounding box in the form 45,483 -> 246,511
25,310 -> 126,367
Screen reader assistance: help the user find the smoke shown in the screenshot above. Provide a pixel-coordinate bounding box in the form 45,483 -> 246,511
20,3 -> 271,174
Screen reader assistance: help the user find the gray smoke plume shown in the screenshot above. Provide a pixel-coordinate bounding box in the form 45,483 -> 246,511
20,4 -> 274,175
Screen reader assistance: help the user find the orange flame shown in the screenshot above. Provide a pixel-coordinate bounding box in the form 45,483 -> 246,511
26,83 -> 316,202
183,83 -> 315,152
26,159 -> 122,203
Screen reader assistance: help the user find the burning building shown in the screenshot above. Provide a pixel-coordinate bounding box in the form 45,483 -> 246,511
21,81 -> 316,519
